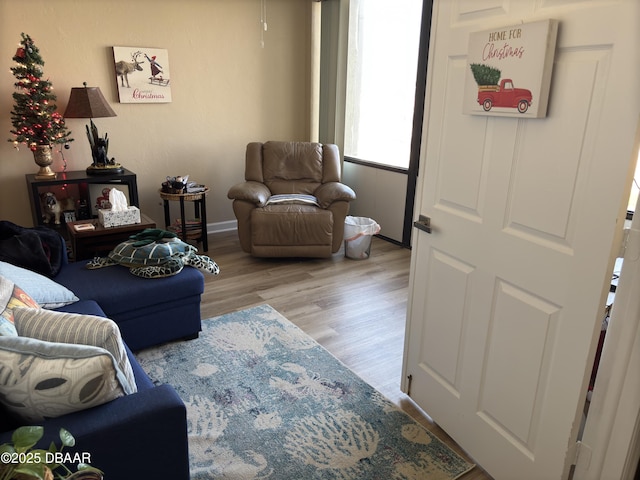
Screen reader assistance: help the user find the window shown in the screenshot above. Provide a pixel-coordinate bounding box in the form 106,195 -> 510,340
344,0 -> 423,169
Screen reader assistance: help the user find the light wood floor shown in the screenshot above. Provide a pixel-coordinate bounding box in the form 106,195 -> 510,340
202,231 -> 493,480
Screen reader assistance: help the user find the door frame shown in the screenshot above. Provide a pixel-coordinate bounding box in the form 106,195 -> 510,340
578,128 -> 640,479
402,0 -> 432,247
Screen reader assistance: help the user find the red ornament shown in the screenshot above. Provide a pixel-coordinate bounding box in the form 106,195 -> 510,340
15,47 -> 25,58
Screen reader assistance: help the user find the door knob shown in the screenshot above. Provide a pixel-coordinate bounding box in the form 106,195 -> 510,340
413,214 -> 432,234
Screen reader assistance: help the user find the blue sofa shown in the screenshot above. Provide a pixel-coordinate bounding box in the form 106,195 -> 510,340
0,322 -> 191,480
0,226 -> 206,479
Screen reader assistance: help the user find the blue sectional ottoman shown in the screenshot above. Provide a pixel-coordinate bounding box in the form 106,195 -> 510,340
55,256 -> 204,351
0,221 -> 207,351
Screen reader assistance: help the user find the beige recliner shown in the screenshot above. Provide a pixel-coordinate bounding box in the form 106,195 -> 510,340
227,141 -> 356,258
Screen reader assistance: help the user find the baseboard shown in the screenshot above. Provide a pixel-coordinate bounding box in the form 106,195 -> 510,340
206,224 -> 409,249
206,220 -> 237,234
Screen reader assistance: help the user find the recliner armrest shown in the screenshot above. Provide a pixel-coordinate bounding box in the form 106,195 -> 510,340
314,182 -> 356,209
227,181 -> 272,207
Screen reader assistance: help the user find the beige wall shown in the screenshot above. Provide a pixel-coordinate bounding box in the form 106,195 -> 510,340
0,0 -> 312,228
343,163 -> 406,243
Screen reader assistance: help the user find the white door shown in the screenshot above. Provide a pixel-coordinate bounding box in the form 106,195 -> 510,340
402,1 -> 640,479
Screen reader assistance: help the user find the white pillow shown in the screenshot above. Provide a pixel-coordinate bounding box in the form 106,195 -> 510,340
265,194 -> 319,206
13,308 -> 137,395
0,336 -> 126,423
0,261 -> 78,309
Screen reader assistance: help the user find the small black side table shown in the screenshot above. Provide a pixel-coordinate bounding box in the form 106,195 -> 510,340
159,188 -> 209,252
67,213 -> 156,261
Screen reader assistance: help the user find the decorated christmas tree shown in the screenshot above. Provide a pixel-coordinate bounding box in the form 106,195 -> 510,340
8,33 -> 73,152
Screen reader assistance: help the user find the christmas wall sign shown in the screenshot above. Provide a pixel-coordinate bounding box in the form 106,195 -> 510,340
463,19 -> 558,118
113,46 -> 172,103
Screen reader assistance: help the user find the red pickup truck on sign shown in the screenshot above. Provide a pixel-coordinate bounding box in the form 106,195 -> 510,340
477,79 -> 532,113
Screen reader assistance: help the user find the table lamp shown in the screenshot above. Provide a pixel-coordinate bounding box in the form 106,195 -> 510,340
63,82 -> 124,175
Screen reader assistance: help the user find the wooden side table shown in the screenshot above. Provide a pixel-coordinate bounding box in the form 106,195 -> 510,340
159,188 -> 209,251
67,213 -> 156,261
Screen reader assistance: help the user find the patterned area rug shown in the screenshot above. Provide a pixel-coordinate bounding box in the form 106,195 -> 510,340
136,304 -> 475,479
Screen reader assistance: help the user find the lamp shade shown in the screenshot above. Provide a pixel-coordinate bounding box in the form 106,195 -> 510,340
63,84 -> 116,119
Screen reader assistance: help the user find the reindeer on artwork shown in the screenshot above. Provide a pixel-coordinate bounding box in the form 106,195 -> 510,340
115,51 -> 144,88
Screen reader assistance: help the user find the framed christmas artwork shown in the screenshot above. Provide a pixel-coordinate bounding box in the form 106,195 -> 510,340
113,46 -> 172,103
463,19 -> 558,118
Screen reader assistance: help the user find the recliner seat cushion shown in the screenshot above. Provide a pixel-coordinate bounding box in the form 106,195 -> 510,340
251,205 -> 332,247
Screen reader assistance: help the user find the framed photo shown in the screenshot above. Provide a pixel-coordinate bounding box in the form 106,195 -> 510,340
88,184 -> 131,216
463,19 -> 558,118
113,46 -> 172,103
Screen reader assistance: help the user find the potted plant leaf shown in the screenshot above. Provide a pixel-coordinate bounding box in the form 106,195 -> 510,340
0,426 -> 102,480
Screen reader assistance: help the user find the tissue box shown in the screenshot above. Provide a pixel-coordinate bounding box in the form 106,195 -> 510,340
98,206 -> 141,228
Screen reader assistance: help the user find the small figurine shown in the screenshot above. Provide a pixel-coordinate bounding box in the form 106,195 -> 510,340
85,119 -> 124,174
87,121 -> 114,168
41,192 -> 74,224
41,192 -> 62,224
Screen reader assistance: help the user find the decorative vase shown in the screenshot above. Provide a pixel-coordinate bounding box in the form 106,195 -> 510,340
32,145 -> 56,179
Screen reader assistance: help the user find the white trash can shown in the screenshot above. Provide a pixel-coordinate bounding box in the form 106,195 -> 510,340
344,216 -> 381,260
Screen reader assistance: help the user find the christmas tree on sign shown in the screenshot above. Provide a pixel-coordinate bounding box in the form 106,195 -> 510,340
8,32 -> 73,178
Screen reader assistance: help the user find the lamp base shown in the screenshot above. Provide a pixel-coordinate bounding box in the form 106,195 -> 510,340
86,163 -> 125,175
